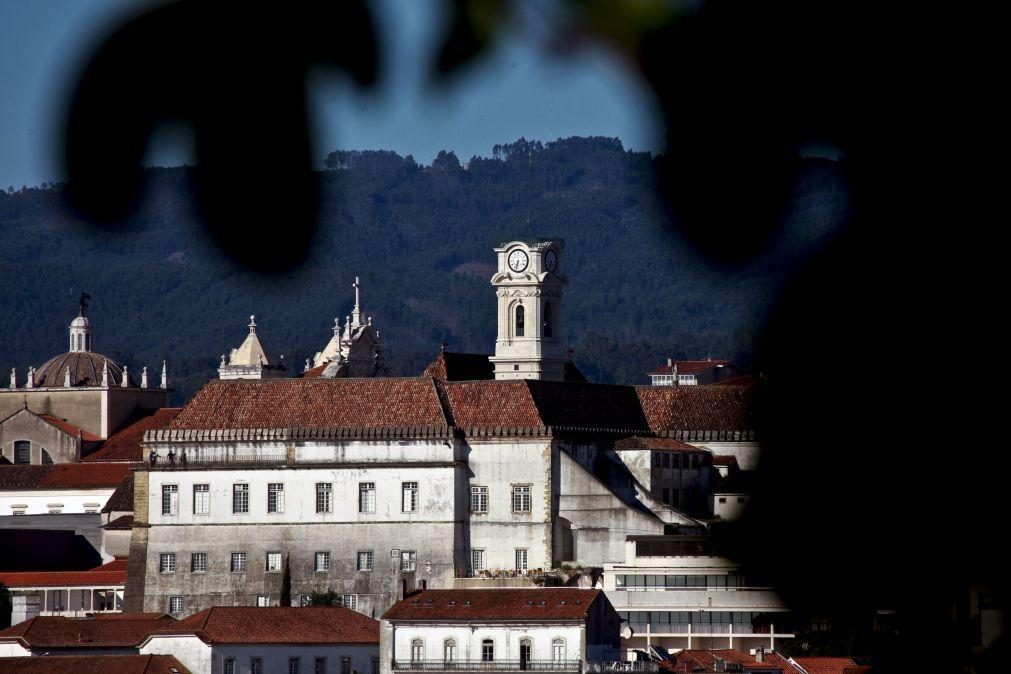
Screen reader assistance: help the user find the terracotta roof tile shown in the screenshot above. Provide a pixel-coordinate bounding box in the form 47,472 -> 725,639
0,655 -> 190,673
0,464 -> 131,490
438,381 -> 541,428
37,414 -> 102,442
302,362 -> 328,378
613,437 -> 707,452
102,515 -> 135,530
102,473 -> 135,513
169,378 -> 448,431
151,606 -> 379,644
0,614 -> 174,648
83,409 -> 181,462
792,657 -> 861,674
0,567 -> 127,588
383,589 -> 603,622
668,649 -> 786,673
636,385 -> 756,433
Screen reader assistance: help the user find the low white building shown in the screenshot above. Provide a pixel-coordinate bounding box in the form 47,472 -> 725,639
0,463 -> 131,516
602,537 -> 794,656
379,588 -> 621,674
139,606 -> 380,674
0,559 -> 127,625
0,612 -> 176,657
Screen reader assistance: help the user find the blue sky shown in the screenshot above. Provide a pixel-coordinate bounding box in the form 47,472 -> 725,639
0,0 -> 662,188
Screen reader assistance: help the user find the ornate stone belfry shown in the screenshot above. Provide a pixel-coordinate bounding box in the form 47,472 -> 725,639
488,239 -> 568,381
310,275 -> 389,378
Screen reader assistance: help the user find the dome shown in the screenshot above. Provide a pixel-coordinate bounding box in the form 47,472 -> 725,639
33,351 -> 132,387
70,315 -> 91,329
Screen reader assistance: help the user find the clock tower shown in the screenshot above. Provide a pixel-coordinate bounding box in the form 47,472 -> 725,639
489,239 -> 568,381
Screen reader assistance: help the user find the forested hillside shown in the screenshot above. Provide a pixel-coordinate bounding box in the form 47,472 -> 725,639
0,137 -> 846,403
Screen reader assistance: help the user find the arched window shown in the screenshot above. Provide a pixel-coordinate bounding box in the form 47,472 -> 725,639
552,638 -> 566,663
481,639 -> 494,662
14,441 -> 31,464
515,304 -> 525,337
519,638 -> 533,670
76,334 -> 82,351
543,302 -> 553,337
41,449 -> 54,465
411,639 -> 424,663
443,639 -> 457,663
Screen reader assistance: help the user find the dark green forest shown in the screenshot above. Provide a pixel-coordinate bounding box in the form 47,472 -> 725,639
0,137 -> 846,404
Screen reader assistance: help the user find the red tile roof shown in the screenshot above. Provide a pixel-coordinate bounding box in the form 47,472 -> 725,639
0,566 -> 127,588
636,385 -> 756,434
713,455 -> 739,466
649,360 -> 730,376
792,657 -> 861,674
613,437 -> 708,452
167,378 -> 448,431
149,606 -> 379,645
37,414 -> 103,442
83,409 -> 181,462
0,463 -> 132,490
302,362 -> 328,378
91,558 -> 129,572
668,649 -> 786,672
102,473 -> 135,513
103,514 -> 135,530
0,655 -> 190,673
0,615 -> 175,648
383,589 -> 604,622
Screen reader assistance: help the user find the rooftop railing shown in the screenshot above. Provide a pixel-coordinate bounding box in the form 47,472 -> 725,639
392,660 -> 581,672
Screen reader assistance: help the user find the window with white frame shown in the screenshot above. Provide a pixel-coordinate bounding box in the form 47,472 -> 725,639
470,485 -> 488,513
359,482 -> 376,513
316,482 -> 333,513
268,483 -> 284,513
266,551 -> 282,572
169,596 -> 183,614
233,483 -> 249,513
444,639 -> 457,663
224,658 -> 236,674
482,639 -> 494,662
314,658 -> 326,674
161,484 -> 178,515
357,551 -> 373,571
191,552 -> 207,573
251,657 -> 263,674
515,548 -> 528,572
400,550 -> 417,572
341,657 -> 352,674
552,638 -> 566,662
159,553 -> 176,573
315,551 -> 330,572
343,594 -> 358,610
371,657 -> 379,674
257,595 -> 270,607
471,549 -> 485,573
512,485 -> 531,513
231,552 -> 247,573
402,481 -> 418,512
411,639 -> 425,663
193,484 -> 209,514
289,657 -> 301,674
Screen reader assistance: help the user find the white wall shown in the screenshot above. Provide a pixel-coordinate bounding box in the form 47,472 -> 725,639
0,487 -> 115,516
390,623 -> 583,664
693,442 -> 761,471
0,642 -> 31,658
143,635 -> 377,674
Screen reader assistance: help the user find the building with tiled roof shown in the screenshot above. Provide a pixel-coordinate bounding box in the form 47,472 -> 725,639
0,612 -> 175,656
0,654 -> 190,674
0,463 -> 132,517
301,275 -> 389,379
380,589 -> 619,674
0,296 -> 170,462
138,606 -> 378,674
667,648 -> 787,673
82,409 -> 181,463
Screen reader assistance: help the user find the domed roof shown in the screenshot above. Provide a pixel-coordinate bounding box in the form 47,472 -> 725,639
33,352 -> 132,388
70,315 -> 91,328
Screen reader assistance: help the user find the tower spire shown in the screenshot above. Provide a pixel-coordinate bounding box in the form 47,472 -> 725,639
351,276 -> 363,328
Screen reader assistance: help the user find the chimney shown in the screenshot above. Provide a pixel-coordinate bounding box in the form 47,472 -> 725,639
755,647 -> 764,663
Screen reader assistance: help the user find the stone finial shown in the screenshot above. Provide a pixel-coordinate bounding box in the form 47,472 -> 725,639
64,367 -> 72,388
121,365 -> 129,388
333,317 -> 341,336
304,358 -> 311,372
101,359 -> 109,387
25,368 -> 34,389
160,360 -> 168,389
10,368 -> 16,390
220,354 -> 227,367
248,315 -> 257,334
141,366 -> 149,388
368,316 -> 373,326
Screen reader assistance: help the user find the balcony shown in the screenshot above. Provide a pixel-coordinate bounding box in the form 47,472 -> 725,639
392,661 -> 581,672
585,663 -> 660,673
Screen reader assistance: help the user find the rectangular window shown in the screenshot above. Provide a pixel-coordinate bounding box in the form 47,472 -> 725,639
315,551 -> 330,572
159,553 -> 176,573
14,441 -> 30,464
471,549 -> 485,572
257,595 -> 270,607
224,659 -> 235,674
470,486 -> 488,513
169,596 -> 183,614
233,483 -> 249,514
400,550 -> 417,572
314,658 -> 327,674
268,483 -> 285,513
512,485 -> 531,513
289,658 -> 301,674
357,551 -> 374,571
341,657 -> 352,674
359,482 -> 376,513
193,484 -> 210,514
191,553 -> 208,573
343,594 -> 358,611
266,551 -> 282,572
371,657 -> 380,674
231,552 -> 247,573
161,485 -> 179,515
316,482 -> 333,513
251,657 -> 263,674
402,481 -> 418,512
515,548 -> 528,572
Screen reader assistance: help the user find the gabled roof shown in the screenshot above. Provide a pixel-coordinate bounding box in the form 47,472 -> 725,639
37,414 -> 102,441
0,655 -> 190,674
636,385 -> 756,434
0,614 -> 174,648
103,514 -> 135,530
83,408 -> 181,462
165,378 -> 448,432
102,473 -> 134,513
667,649 -> 786,673
147,606 -> 379,645
0,463 -> 132,490
613,437 -> 708,452
0,559 -> 127,588
383,589 -> 604,622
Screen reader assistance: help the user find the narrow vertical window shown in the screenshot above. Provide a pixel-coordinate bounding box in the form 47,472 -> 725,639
161,485 -> 179,515
341,657 -> 352,674
224,658 -> 236,674
251,657 -> 263,674
193,484 -> 210,514
543,302 -> 553,337
169,596 -> 183,614
402,481 -> 418,512
515,304 -> 525,337
233,484 -> 249,514
316,483 -> 333,513
14,441 -> 30,464
444,640 -> 457,663
289,658 -> 301,674
411,639 -> 425,663
471,549 -> 486,572
520,639 -> 532,670
552,639 -> 566,662
359,482 -> 376,513
268,483 -> 284,513
515,549 -> 528,572
470,486 -> 488,513
482,639 -> 495,662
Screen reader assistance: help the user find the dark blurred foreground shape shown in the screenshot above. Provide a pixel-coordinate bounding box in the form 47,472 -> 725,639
60,0 -> 1003,670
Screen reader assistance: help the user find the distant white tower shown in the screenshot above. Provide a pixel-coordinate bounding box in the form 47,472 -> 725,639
488,239 -> 568,381
69,294 -> 93,353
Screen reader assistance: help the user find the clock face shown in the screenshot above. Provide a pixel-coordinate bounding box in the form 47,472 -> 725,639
508,249 -> 529,272
544,249 -> 558,272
